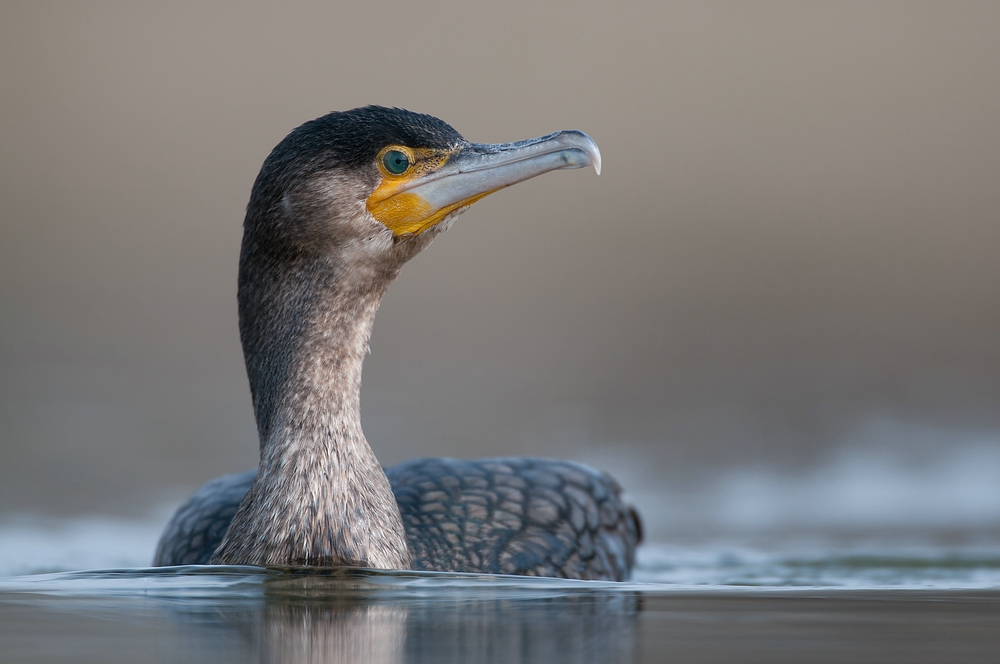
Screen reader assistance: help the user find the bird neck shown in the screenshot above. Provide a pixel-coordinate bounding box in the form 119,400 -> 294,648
212,247 -> 411,568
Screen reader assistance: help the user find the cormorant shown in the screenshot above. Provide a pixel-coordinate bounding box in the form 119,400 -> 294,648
153,106 -> 642,580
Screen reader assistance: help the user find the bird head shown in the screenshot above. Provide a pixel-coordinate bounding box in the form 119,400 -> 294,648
241,106 -> 601,272
237,107 -> 601,443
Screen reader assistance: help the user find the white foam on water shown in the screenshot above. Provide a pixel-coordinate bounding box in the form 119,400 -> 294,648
714,441 -> 1000,531
593,420 -> 1000,538
0,512 -> 168,576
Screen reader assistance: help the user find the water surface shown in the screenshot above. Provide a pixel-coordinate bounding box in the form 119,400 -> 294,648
4,542 -> 1000,663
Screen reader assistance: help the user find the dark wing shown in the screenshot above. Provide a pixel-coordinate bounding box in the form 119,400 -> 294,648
153,458 -> 642,581
387,457 -> 642,581
152,470 -> 256,566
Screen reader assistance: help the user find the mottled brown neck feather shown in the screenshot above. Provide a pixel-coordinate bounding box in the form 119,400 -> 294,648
211,167 -> 438,568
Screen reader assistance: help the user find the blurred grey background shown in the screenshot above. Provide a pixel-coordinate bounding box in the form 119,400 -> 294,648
1,2 -> 998,540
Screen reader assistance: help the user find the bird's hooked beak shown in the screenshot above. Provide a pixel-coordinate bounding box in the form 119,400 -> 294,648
366,130 -> 601,237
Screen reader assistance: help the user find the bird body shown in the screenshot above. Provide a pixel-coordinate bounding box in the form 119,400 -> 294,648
155,457 -> 639,579
154,106 -> 641,580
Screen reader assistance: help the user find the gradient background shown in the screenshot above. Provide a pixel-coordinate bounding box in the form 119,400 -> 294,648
1,2 -> 998,546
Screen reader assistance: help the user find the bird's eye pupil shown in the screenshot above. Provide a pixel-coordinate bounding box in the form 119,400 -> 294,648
383,150 -> 410,175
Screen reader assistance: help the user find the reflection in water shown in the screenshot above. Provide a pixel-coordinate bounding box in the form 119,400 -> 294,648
249,575 -> 409,664
167,570 -> 639,663
224,594 -> 637,663
402,594 -> 637,663
4,567 -> 1000,663
249,603 -> 407,664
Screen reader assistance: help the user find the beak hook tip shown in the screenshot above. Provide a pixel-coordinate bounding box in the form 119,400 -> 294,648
586,140 -> 602,176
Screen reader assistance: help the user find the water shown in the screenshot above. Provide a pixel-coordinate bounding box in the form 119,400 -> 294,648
5,451 -> 1000,662
3,539 -> 1000,663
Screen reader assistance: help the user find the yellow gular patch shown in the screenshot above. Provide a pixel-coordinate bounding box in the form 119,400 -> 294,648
367,192 -> 434,236
368,189 -> 498,237
366,148 -> 458,236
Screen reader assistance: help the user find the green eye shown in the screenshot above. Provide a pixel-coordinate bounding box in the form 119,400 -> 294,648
382,149 -> 410,175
